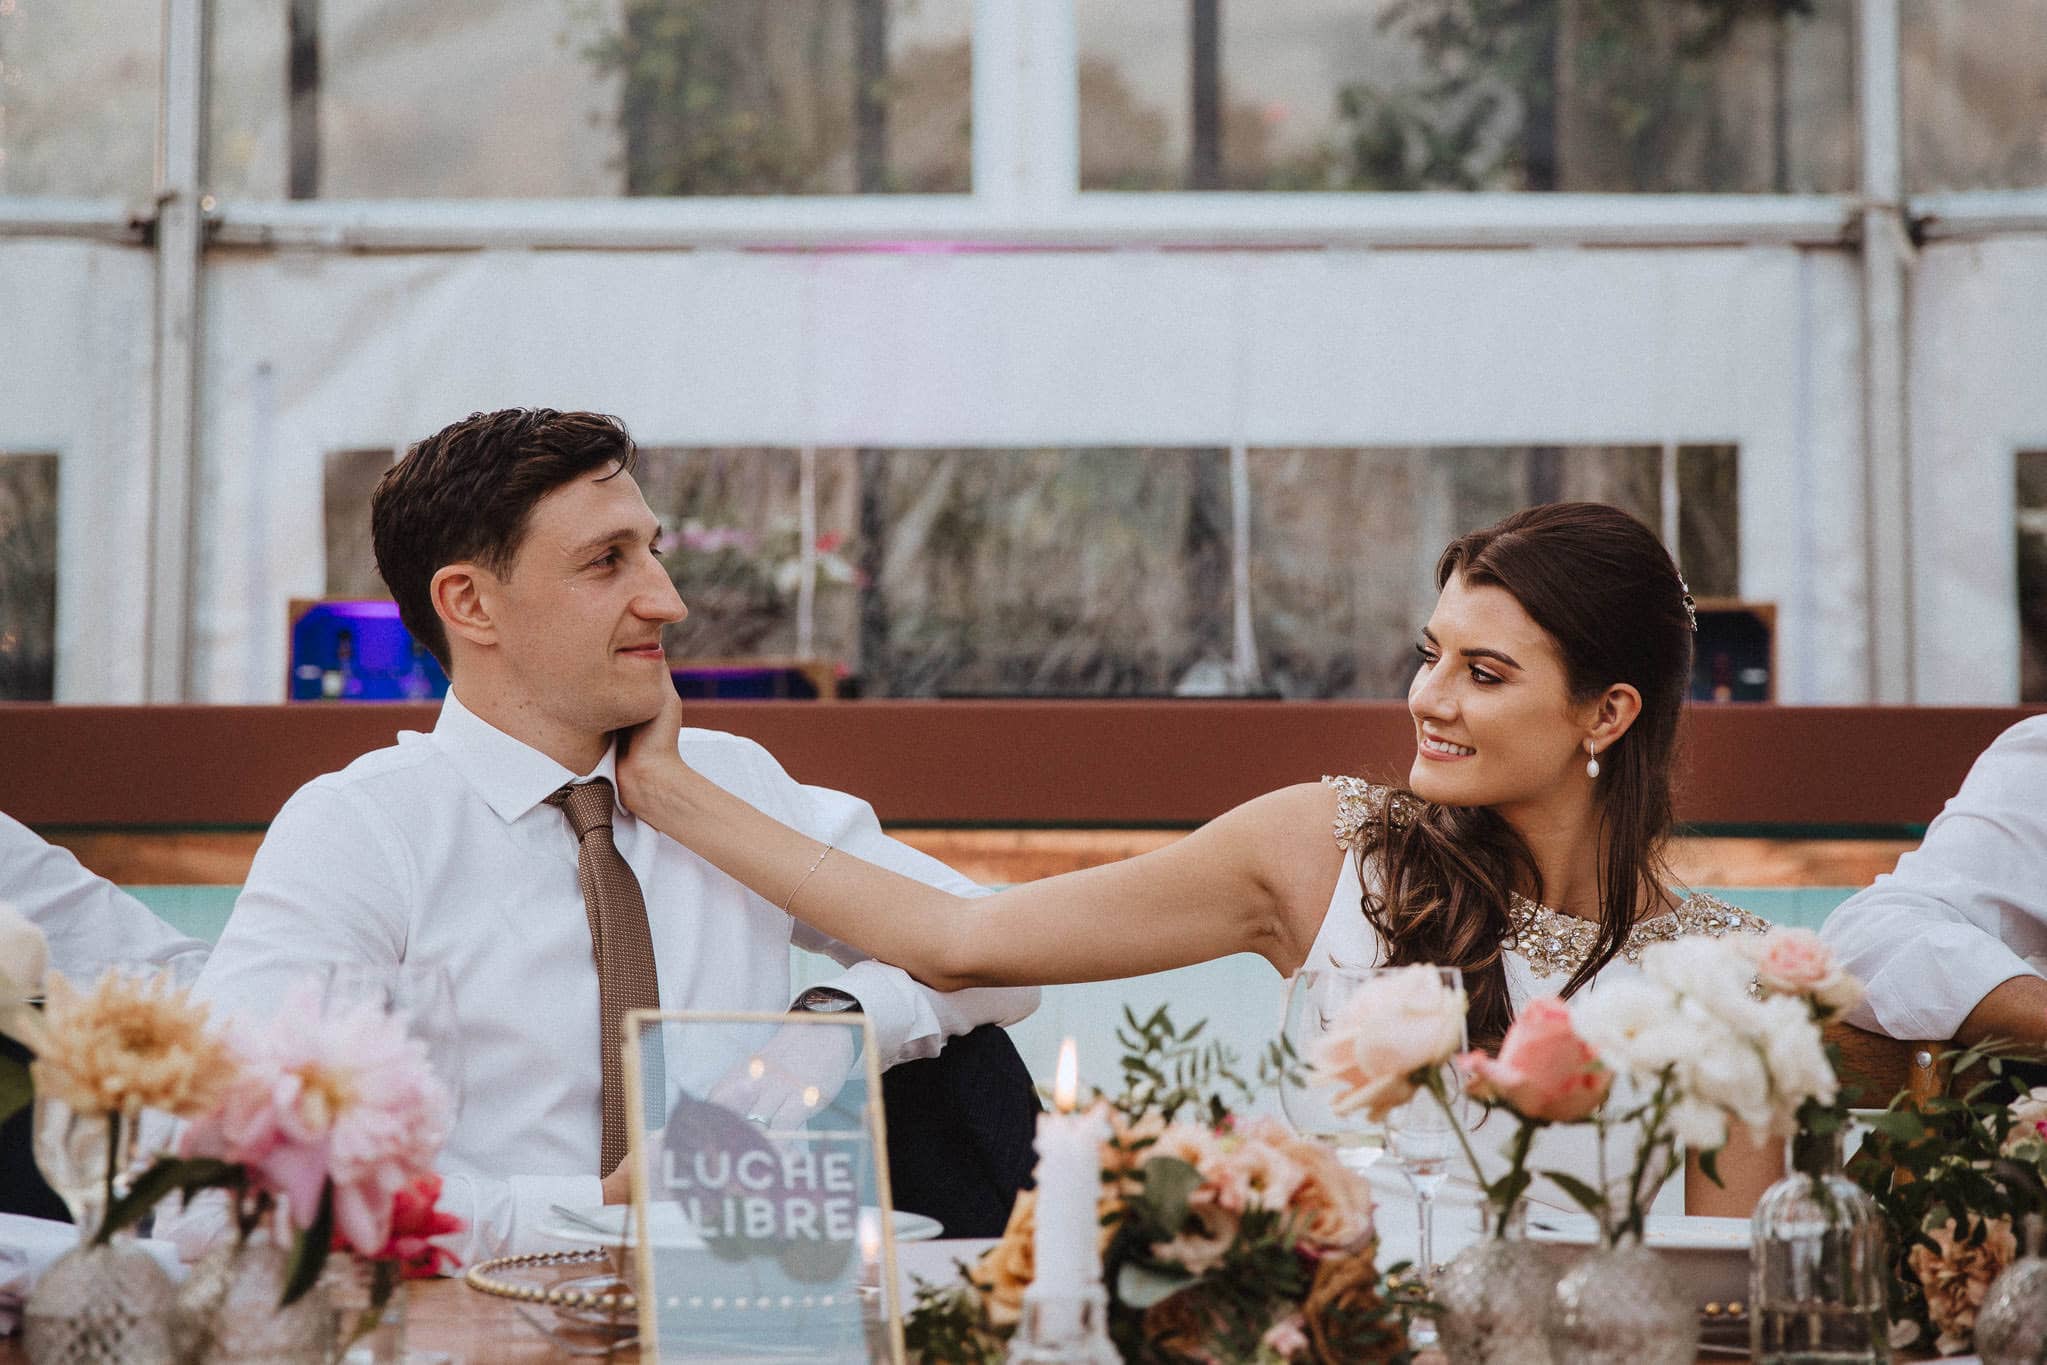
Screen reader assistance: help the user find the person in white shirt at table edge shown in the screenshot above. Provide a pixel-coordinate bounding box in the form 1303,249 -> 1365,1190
165,408 -> 1037,1265
1821,714 -> 2047,1046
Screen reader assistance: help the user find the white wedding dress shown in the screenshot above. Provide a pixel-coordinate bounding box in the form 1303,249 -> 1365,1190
1304,777 -> 1770,1268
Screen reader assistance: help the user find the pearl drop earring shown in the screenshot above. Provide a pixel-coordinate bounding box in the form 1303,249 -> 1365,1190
1585,742 -> 1600,779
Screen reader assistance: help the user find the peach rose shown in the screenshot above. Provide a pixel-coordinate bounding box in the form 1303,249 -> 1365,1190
1308,966 -> 1466,1122
1908,1215 -> 2017,1355
1281,1135 -> 1376,1251
969,1191 -> 1038,1328
1457,997 -> 1611,1123
1744,928 -> 1863,1018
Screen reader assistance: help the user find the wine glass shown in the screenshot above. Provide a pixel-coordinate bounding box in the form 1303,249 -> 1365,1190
1280,965 -> 1469,1339
320,960 -> 466,1116
1279,968 -> 1390,1177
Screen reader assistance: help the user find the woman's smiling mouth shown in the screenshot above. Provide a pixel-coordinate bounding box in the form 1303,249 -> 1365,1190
1418,734 -> 1476,760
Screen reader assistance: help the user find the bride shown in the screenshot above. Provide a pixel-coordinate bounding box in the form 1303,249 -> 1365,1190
617,500 -> 1780,1220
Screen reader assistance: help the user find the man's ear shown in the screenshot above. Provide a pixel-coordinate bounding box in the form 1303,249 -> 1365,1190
431,563 -> 497,653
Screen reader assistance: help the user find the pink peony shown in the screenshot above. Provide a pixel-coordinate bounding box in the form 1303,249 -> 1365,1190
1743,928 -> 1863,1018
181,989 -> 454,1257
1458,997 -> 1611,1123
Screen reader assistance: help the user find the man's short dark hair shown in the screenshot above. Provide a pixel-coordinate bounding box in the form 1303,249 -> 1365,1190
372,408 -> 638,670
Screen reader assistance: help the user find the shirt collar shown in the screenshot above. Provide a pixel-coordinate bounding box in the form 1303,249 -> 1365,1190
431,689 -> 621,824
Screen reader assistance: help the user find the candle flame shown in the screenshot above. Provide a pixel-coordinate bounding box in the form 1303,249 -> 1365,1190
1054,1037 -> 1078,1112
858,1206 -> 882,1261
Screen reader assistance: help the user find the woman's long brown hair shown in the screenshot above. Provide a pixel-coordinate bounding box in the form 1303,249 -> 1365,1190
1356,502 -> 1695,1049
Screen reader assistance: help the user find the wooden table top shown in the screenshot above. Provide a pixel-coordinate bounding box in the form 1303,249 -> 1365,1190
0,1273 -> 1767,1362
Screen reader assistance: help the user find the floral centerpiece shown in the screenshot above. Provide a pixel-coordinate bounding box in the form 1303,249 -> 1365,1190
904,1008 -> 1418,1364
97,983 -> 463,1353
1852,1042 -> 2047,1355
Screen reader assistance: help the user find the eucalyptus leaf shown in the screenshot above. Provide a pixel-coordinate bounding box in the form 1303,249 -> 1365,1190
1541,1170 -> 1607,1221
1139,1156 -> 1203,1233
1115,1259 -> 1194,1310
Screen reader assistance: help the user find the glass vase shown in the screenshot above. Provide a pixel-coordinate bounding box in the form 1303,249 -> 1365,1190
1434,1198 -> 1556,1365
21,1098 -> 179,1365
1547,1230 -> 1696,1365
30,1097 -> 128,1241
1749,1128 -> 1890,1365
21,1239 -> 178,1365
325,1257 -> 412,1365
1975,1214 -> 2047,1365
174,1230 -> 336,1365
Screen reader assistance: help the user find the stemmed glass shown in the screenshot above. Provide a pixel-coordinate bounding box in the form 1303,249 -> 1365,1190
1280,966 -> 1469,1325
1279,969 -> 1390,1178
320,960 -> 466,1116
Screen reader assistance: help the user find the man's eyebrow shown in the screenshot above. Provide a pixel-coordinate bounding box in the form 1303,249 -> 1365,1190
565,526 -> 651,558
1419,627 -> 1523,670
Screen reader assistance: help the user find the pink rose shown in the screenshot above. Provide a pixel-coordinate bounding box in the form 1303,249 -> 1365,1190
1744,928 -> 1863,1018
1458,997 -> 1610,1123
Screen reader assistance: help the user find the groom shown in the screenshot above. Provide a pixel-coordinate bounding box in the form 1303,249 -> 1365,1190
179,408 -> 1038,1263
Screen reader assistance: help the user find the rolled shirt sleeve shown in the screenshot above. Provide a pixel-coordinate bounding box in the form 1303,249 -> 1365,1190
1821,716 -> 2047,1041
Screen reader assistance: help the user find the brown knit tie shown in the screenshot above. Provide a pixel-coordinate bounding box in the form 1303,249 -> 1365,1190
547,777 -> 662,1172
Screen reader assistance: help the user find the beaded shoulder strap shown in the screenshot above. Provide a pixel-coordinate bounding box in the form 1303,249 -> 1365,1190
1319,775 -> 1416,850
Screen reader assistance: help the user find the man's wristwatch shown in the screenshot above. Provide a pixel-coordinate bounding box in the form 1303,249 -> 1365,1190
790,986 -> 862,1014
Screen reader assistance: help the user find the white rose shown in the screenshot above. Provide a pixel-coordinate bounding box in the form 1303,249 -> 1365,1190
1570,976 -> 1681,1078
1757,996 -> 1838,1120
2006,1088 -> 2047,1156
1640,938 -> 1755,1010
1310,965 -> 1467,1122
1678,1022 -> 1775,1134
1668,1095 -> 1730,1152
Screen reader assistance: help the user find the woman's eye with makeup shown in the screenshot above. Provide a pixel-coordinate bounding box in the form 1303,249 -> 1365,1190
1414,642 -> 1438,666
1469,666 -> 1503,686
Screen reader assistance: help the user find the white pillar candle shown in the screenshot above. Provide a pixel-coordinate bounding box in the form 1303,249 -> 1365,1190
1031,1038 -> 1106,1294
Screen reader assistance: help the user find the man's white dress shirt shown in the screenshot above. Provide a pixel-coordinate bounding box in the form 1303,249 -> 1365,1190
1821,715 -> 2047,1041
182,692 -> 1037,1262
0,811 -> 210,980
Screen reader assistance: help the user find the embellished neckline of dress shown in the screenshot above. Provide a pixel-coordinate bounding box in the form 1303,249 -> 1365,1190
1319,773 -> 1771,980
1502,891 -> 1770,979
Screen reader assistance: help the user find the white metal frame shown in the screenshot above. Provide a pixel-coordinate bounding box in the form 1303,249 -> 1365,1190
6,0 -> 2047,701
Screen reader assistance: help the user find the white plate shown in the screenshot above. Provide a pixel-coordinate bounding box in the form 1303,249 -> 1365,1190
1527,1212 -> 1750,1252
538,1203 -> 943,1249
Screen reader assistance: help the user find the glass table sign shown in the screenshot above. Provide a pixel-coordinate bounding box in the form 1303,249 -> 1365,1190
623,1009 -> 906,1364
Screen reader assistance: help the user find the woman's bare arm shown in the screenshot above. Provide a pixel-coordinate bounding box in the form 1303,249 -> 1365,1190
1685,1123 -> 1784,1216
617,690 -> 1343,990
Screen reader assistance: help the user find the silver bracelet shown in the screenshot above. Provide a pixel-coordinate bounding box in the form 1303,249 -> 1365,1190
781,843 -> 834,913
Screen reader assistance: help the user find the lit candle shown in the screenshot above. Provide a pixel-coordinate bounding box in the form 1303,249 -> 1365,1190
1031,1038 -> 1106,1294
